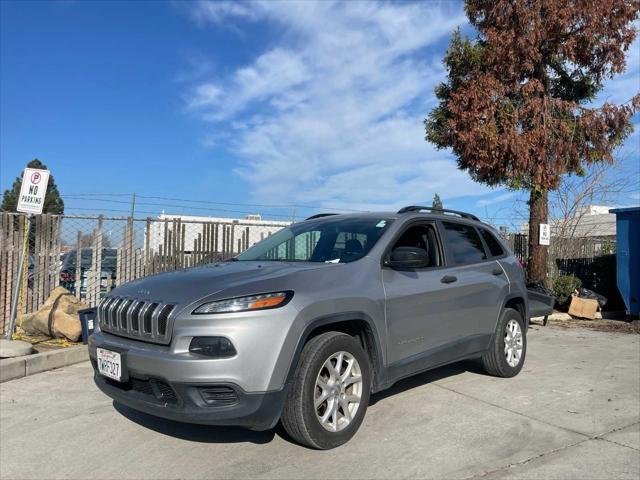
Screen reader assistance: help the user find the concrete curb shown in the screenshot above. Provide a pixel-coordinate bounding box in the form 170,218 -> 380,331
0,345 -> 88,383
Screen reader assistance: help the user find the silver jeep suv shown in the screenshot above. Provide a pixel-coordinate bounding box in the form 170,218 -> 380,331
89,206 -> 528,449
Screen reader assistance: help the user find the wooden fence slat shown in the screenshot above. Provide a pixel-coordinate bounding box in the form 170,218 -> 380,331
48,216 -> 60,296
202,222 -> 209,264
180,222 -> 185,268
93,216 -> 104,304
144,218 -> 151,277
215,224 -> 220,260
173,219 -> 179,269
33,215 -> 41,312
5,226 -> 15,329
75,231 -> 82,300
7,216 -> 16,326
127,217 -> 134,282
43,215 -> 53,305
39,215 -> 47,307
233,231 -> 238,256
33,215 -> 42,311
0,214 -> 9,331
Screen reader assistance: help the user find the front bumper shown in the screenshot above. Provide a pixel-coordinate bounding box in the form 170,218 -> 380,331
88,306 -> 296,393
91,358 -> 286,431
88,328 -> 289,430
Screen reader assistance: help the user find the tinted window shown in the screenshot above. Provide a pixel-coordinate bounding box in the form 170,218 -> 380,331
236,217 -> 394,263
480,228 -> 505,257
442,222 -> 487,264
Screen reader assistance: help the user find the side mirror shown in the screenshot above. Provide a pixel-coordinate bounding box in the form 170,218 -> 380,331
387,246 -> 429,269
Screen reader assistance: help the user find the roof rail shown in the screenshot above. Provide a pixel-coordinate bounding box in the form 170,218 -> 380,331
305,213 -> 339,221
397,206 -> 479,221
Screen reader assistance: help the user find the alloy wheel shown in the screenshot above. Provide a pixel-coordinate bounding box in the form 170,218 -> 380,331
504,319 -> 523,367
314,351 -> 363,432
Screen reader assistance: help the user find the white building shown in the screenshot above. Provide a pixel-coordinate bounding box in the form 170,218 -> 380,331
553,205 -> 617,238
145,213 -> 290,256
518,205 -> 618,239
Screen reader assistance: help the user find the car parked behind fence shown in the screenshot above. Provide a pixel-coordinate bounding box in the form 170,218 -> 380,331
60,248 -> 117,298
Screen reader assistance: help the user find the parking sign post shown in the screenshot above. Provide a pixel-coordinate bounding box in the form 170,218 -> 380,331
5,168 -> 50,340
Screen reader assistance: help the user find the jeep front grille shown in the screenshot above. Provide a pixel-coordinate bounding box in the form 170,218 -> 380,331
97,296 -> 176,345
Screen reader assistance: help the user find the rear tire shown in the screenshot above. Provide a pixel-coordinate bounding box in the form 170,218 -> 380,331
281,331 -> 371,449
481,308 -> 526,377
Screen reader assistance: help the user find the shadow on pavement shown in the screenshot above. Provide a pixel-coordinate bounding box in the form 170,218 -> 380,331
370,359 -> 486,406
113,401 -> 278,444
113,359 -> 486,443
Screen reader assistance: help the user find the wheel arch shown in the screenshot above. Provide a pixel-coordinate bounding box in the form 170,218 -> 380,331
503,294 -> 528,327
284,312 -> 385,393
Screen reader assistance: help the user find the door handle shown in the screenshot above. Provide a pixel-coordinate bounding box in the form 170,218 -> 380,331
440,275 -> 457,284
492,268 -> 504,276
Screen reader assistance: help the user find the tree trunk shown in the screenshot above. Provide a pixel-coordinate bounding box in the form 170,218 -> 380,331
527,188 -> 549,283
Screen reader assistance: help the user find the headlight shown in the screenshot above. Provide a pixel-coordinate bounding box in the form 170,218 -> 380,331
192,291 -> 293,314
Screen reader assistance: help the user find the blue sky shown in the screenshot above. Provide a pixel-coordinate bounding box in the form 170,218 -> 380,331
1,0 -> 638,226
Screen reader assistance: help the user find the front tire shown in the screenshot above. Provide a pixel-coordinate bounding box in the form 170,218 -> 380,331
481,308 -> 526,377
281,331 -> 371,449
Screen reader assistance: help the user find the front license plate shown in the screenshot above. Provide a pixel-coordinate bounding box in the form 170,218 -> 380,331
97,348 -> 122,382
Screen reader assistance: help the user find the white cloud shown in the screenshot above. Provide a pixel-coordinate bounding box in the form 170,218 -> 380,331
187,83 -> 221,109
205,48 -> 310,120
185,0 -> 493,208
475,192 -> 516,208
189,0 -> 259,25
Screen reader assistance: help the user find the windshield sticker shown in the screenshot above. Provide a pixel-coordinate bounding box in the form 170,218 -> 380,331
376,220 -> 387,228
325,258 -> 340,263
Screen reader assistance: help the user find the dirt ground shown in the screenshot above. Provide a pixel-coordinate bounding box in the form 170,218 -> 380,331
531,314 -> 640,334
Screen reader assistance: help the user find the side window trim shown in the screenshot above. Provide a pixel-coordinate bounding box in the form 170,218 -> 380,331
435,220 -> 456,267
473,226 -> 492,261
381,219 -> 446,270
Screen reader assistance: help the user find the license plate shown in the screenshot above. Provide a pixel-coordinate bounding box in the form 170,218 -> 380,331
97,348 -> 122,382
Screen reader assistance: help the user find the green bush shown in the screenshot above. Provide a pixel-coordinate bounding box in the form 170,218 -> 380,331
553,275 -> 582,305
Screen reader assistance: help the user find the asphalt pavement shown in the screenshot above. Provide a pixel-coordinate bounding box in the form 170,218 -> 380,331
1,325 -> 638,479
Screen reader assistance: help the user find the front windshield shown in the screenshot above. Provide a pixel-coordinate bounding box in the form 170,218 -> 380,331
235,216 -> 394,263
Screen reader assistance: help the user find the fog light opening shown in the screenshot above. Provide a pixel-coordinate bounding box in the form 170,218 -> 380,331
189,336 -> 237,358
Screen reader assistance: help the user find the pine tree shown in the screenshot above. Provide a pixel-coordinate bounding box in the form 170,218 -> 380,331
432,193 -> 443,210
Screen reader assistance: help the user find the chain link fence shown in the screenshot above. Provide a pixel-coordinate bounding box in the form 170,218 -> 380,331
1,212 -> 623,333
0,212 -> 289,334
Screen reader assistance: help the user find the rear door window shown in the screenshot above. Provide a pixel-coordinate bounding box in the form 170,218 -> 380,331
479,228 -> 505,257
441,222 -> 487,265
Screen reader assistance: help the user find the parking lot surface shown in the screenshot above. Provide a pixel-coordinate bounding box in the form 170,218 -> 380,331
1,326 -> 638,479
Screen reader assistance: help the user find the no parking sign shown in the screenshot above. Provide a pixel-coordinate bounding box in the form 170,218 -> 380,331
17,168 -> 50,214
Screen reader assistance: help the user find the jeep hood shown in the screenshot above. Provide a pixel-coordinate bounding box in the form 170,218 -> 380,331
108,261 -> 336,305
